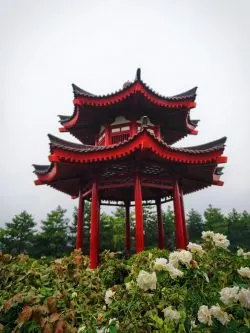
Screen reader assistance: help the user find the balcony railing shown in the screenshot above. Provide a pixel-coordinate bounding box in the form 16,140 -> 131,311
111,132 -> 130,144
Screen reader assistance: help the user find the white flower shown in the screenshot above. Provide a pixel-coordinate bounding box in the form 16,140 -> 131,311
220,286 -> 239,305
54,258 -> 63,264
169,250 -> 192,268
168,251 -> 180,268
105,288 -> 116,305
177,250 -> 193,267
238,288 -> 250,309
237,248 -> 250,259
125,281 -> 133,290
148,252 -> 153,260
238,267 -> 250,279
136,270 -> 157,291
162,306 -> 181,321
202,231 -> 215,241
237,248 -> 244,256
72,292 -> 78,298
78,326 -> 86,333
187,242 -> 204,255
154,258 -> 168,271
210,305 -> 230,325
212,233 -> 230,249
166,263 -> 184,279
197,305 -> 212,326
243,251 -> 250,259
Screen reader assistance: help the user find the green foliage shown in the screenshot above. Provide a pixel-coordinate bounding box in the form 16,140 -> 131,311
187,209 -> 204,242
204,205 -> 228,234
0,235 -> 250,332
1,204 -> 250,261
163,206 -> 175,251
0,212 -> 36,255
227,209 -> 250,250
143,206 -> 158,249
68,202 -> 91,253
34,206 -> 69,257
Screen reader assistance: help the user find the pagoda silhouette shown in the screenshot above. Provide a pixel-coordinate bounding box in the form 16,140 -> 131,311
33,69 -> 227,268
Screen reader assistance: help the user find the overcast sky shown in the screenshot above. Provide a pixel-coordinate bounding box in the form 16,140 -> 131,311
1,0 -> 250,226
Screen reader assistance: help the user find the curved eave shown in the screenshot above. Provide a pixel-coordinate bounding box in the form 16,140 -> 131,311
72,68 -> 197,101
33,131 -> 227,195
46,129 -> 227,165
73,81 -> 197,109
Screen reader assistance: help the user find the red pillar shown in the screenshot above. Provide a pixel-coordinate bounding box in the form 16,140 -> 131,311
173,180 -> 185,249
156,199 -> 164,249
104,124 -> 111,146
76,190 -> 84,250
134,173 -> 144,252
130,119 -> 137,136
89,179 -> 100,269
180,188 -> 188,247
125,201 -> 131,254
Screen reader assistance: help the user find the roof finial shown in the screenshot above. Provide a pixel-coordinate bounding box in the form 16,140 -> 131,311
135,68 -> 141,81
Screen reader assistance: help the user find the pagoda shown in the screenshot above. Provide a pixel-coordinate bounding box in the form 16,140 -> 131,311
33,69 -> 227,268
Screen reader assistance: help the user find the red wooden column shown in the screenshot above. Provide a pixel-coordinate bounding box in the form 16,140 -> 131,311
130,119 -> 138,136
76,189 -> 84,250
156,199 -> 165,249
104,124 -> 111,146
89,179 -> 100,269
134,173 -> 144,252
180,188 -> 188,247
125,201 -> 131,254
173,180 -> 185,249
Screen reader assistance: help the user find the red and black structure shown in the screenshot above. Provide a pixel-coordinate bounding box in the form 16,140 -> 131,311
33,69 -> 227,268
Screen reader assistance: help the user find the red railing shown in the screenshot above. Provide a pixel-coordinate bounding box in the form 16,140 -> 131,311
111,132 -> 129,144
97,137 -> 105,146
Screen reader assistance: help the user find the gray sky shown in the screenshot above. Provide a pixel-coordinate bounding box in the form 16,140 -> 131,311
1,0 -> 250,226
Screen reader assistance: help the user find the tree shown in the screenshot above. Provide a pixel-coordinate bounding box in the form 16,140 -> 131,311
163,206 -> 175,250
187,209 -> 204,242
34,206 -> 69,257
100,212 -> 114,252
227,209 -> 250,250
112,207 -> 125,252
143,205 -> 157,249
68,201 -> 91,254
0,211 -> 36,255
204,205 -> 227,234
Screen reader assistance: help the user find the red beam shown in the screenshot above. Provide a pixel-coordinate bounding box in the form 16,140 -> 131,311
82,189 -> 92,199
142,182 -> 173,190
100,182 -> 134,190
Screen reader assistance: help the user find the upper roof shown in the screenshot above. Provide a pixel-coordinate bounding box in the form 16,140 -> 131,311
70,68 -> 197,102
58,68 -> 198,145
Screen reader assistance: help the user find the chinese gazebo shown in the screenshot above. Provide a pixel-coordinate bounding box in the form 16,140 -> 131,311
33,69 -> 227,268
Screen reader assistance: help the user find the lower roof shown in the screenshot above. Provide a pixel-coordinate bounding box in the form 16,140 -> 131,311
33,129 -> 227,199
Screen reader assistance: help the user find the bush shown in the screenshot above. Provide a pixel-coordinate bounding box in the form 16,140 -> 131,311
0,233 -> 249,332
